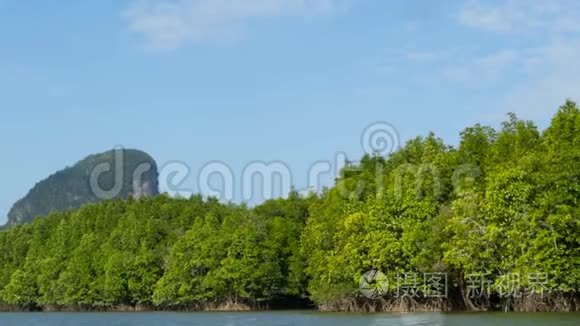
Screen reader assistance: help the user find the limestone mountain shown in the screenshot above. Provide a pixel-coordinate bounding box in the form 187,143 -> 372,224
6,149 -> 159,226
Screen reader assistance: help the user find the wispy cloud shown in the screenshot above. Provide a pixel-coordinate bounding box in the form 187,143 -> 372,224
123,0 -> 345,51
499,40 -> 580,119
405,50 -> 451,62
452,0 -> 580,118
442,49 -> 520,82
456,0 -> 580,35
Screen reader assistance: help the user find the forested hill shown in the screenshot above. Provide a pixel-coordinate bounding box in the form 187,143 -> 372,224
6,149 -> 159,227
0,101 -> 578,312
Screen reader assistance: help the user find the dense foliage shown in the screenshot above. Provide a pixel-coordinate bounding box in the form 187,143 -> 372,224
0,101 -> 578,311
6,149 -> 159,226
303,102 -> 579,311
0,194 -> 312,310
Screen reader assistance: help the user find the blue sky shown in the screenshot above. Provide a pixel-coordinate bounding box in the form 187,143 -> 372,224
1,0 -> 579,223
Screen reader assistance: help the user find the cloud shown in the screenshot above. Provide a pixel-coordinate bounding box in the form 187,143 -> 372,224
451,1 -> 580,118
442,49 -> 519,82
456,0 -> 580,35
123,0 -> 344,51
436,41 -> 580,118
499,40 -> 580,119
406,50 -> 451,62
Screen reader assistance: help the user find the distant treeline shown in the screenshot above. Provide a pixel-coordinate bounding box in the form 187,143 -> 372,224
0,101 -> 578,312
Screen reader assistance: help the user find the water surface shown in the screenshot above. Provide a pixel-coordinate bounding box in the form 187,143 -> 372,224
0,311 -> 578,326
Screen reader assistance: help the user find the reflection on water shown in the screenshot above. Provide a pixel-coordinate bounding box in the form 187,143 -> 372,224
0,311 -> 577,326
400,313 -> 445,326
363,313 -> 445,326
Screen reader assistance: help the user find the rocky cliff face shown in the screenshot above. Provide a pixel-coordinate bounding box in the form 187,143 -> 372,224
6,149 -> 159,226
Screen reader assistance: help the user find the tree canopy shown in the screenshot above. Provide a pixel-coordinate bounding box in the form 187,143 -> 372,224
0,101 -> 578,312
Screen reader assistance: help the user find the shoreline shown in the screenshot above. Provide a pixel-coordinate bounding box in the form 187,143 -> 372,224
1,296 -> 578,313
